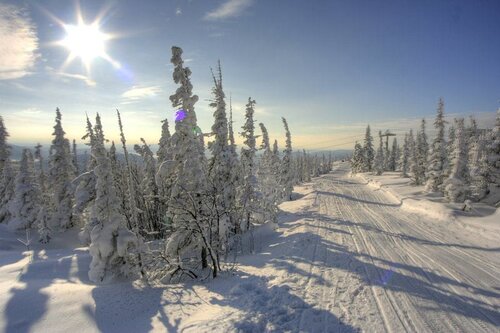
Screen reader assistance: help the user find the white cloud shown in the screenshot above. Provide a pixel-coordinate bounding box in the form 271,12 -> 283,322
0,4 -> 38,80
176,7 -> 182,16
56,71 -> 96,87
204,0 -> 253,21
121,86 -> 162,101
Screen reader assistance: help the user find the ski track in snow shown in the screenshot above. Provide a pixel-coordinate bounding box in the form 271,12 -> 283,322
1,162 -> 499,332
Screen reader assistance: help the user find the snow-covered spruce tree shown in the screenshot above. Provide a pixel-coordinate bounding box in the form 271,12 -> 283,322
412,119 -> 428,185
0,117 -> 12,224
470,134 -> 490,200
0,116 -> 10,178
444,118 -> 470,203
239,97 -> 258,233
272,140 -> 281,187
388,138 -> 398,171
486,109 -> 500,188
280,117 -> 294,201
164,46 -> 218,278
108,141 -> 129,224
351,142 -> 364,174
257,123 -> 279,224
134,138 -> 162,235
48,108 -> 75,229
400,133 -> 410,177
407,129 -> 416,175
0,158 -> 14,223
88,113 -> 138,283
446,123 -> 456,177
373,131 -> 384,175
362,125 -> 374,172
302,149 -> 311,181
75,116 -> 98,244
72,139 -> 79,175
157,118 -> 172,164
425,98 -> 448,193
207,64 -> 238,254
8,149 -> 41,230
34,143 -> 46,193
227,98 -> 241,231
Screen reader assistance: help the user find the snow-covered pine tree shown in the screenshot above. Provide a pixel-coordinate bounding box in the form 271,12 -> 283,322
48,108 -> 75,229
88,113 -> 138,283
272,140 -> 281,186
8,149 -> 41,230
446,123 -> 456,177
400,133 -> 410,177
280,117 -> 294,201
157,118 -> 172,164
134,138 -> 162,235
257,123 -> 279,224
227,97 -> 241,233
373,131 -> 384,175
388,138 -> 398,171
0,158 -> 14,223
206,62 -> 234,254
470,134 -> 490,200
165,46 -> 218,277
486,109 -> 500,188
363,125 -> 375,172
75,116 -> 98,244
412,119 -> 428,185
351,142 -> 364,174
0,117 -> 12,224
444,118 -> 470,202
108,141 -> 129,224
425,98 -> 448,193
72,139 -> 79,175
239,97 -> 258,232
0,116 -> 10,180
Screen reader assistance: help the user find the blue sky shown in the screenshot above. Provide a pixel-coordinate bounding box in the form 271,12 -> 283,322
0,0 -> 499,150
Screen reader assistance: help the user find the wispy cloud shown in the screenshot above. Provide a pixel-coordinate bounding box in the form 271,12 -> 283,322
204,0 -> 253,21
176,7 -> 182,16
0,4 -> 38,80
121,86 -> 162,101
56,71 -> 96,87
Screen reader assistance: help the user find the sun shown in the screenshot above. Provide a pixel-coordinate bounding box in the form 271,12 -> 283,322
47,3 -> 121,76
61,23 -> 108,66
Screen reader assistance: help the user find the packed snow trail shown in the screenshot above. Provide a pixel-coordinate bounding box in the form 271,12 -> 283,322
310,163 -> 500,332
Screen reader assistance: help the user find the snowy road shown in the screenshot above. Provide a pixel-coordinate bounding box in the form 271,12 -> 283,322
304,163 -> 500,332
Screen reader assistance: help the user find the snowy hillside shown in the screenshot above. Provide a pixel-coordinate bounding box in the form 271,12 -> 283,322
1,162 -> 498,332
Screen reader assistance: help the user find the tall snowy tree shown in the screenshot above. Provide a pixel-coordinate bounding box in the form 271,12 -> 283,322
280,117 -> 294,201
444,118 -> 470,202
388,138 -> 398,171
164,46 -> 218,277
470,134 -> 490,200
0,117 -> 12,224
351,142 -> 364,174
446,123 -> 456,177
239,97 -> 258,232
426,98 -> 448,193
48,108 -> 75,229
75,116 -> 98,244
486,109 -> 500,188
207,63 -> 237,254
8,149 -> 41,230
400,133 -> 410,177
88,113 -> 138,283
0,158 -> 14,223
72,139 -> 79,175
363,125 -> 375,172
0,116 -> 10,180
373,131 -> 384,175
412,119 -> 428,185
257,123 -> 279,224
157,118 -> 172,164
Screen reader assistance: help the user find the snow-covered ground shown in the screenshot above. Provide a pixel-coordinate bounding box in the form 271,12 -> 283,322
1,162 -> 499,332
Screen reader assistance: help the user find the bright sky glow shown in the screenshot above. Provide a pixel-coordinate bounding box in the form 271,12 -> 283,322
0,0 -> 499,150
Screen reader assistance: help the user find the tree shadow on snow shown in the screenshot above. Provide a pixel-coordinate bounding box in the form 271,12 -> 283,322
4,250 -> 73,333
264,215 -> 500,329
